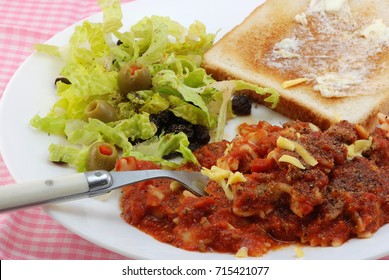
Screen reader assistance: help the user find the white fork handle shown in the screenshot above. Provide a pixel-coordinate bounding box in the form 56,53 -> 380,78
0,173 -> 89,213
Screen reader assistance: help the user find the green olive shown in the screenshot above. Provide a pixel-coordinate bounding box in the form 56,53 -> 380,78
86,142 -> 119,171
118,63 -> 152,94
84,100 -> 118,123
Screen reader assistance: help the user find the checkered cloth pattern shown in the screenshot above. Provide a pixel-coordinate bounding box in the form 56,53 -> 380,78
0,0 -> 132,260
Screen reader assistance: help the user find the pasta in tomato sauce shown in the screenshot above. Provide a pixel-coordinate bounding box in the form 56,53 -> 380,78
118,119 -> 389,257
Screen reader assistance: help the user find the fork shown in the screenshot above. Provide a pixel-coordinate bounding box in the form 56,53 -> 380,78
0,169 -> 209,213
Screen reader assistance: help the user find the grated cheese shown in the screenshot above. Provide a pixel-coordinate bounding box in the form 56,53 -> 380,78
148,185 -> 165,201
282,77 -> 308,88
235,246 -> 249,258
201,166 -> 231,182
346,137 -> 373,160
227,171 -> 247,185
276,136 -> 318,166
201,166 -> 233,200
223,143 -> 234,156
277,136 -> 296,151
294,142 -> 318,166
170,181 -> 182,192
294,246 -> 305,258
182,190 -> 197,198
308,123 -> 320,132
220,181 -> 234,200
201,166 -> 247,200
278,155 -> 306,169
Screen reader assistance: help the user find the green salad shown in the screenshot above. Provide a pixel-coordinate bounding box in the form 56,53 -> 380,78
31,0 -> 279,172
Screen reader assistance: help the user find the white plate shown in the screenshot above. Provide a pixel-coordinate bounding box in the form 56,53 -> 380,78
1,0 -> 389,260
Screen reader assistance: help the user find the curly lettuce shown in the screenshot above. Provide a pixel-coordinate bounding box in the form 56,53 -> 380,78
31,0 -> 279,171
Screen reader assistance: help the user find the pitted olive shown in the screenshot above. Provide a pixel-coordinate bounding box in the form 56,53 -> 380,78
84,100 -> 118,123
118,64 -> 152,94
86,142 -> 119,171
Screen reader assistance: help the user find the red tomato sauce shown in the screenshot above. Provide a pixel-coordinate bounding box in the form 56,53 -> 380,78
118,120 -> 389,257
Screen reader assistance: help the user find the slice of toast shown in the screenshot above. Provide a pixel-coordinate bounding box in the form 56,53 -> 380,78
203,0 -> 389,131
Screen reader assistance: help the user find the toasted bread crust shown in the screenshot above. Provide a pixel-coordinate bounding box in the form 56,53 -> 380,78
204,62 -> 389,131
203,0 -> 389,131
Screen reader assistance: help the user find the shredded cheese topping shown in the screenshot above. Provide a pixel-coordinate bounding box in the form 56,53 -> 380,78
294,246 -> 305,258
182,190 -> 197,198
346,137 -> 373,160
278,155 -> 306,169
201,166 -> 246,200
294,142 -> 318,167
277,136 -> 295,151
276,136 -> 318,167
282,77 -> 308,88
169,181 -> 182,192
235,246 -> 249,258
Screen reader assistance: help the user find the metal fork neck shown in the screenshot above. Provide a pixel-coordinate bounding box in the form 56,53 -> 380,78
85,170 -> 113,195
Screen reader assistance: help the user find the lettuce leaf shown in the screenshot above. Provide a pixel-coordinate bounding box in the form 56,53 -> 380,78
33,44 -> 64,58
98,0 -> 123,33
234,80 -> 279,109
139,93 -> 170,114
168,95 -> 215,127
48,144 -> 89,172
30,114 -> 67,136
208,81 -> 235,142
132,16 -> 170,65
31,2 -> 279,172
209,80 -> 280,142
64,119 -> 103,145
152,70 -> 209,114
113,113 -> 157,141
130,132 -> 198,165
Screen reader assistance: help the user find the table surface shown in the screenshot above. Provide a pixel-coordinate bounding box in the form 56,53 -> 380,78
0,0 -> 388,260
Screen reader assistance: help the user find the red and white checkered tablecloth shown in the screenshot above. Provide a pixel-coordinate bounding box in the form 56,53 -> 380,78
0,0 -> 133,260
1,0 -> 389,261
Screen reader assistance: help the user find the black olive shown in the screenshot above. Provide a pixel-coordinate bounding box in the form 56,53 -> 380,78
162,151 -> 181,160
54,77 -> 71,85
193,125 -> 210,144
189,141 -> 203,152
149,110 -> 211,159
232,94 -> 252,115
165,123 -> 195,140
149,110 -> 173,132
